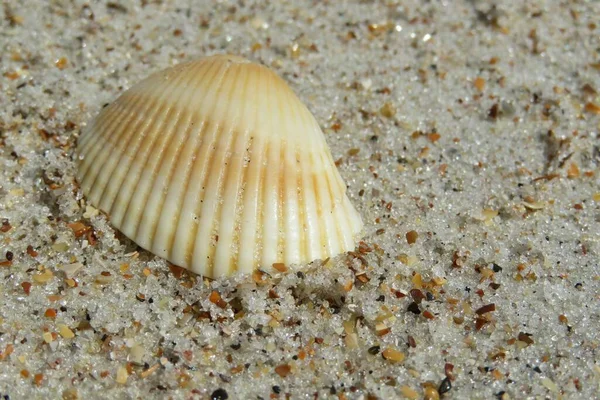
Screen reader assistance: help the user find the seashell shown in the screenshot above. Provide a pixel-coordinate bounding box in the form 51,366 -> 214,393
76,54 -> 363,278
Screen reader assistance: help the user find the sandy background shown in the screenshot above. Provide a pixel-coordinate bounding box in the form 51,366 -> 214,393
1,0 -> 599,399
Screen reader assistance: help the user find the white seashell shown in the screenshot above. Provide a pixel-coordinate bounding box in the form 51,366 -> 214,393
76,54 -> 363,278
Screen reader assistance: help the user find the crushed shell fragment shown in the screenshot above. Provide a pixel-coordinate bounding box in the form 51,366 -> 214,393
76,54 -> 363,278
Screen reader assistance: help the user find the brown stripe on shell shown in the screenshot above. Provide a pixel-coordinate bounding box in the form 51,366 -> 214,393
146,60 -> 220,257
94,69 -> 189,221
124,60 -> 225,248
184,120 -> 217,267
173,63 -> 231,269
190,77 -> 240,274
96,94 -> 168,213
202,68 -> 243,277
279,82 -> 301,265
78,92 -> 146,194
129,105 -> 185,247
211,64 -> 250,276
84,92 -> 158,209
236,63 -> 265,273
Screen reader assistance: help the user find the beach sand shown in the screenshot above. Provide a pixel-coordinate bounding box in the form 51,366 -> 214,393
1,1 -> 599,399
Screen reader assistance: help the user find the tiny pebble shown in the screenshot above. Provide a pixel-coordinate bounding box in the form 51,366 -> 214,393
407,302 -> 421,314
400,385 -> 419,399
42,332 -> 53,343
57,324 -> 75,339
211,388 -> 228,400
381,347 -> 405,362
406,230 -> 418,244
424,386 -> 440,400
438,377 -> 452,394
116,366 -> 128,384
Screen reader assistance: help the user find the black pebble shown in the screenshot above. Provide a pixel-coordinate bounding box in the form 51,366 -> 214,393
407,302 -> 421,314
367,345 -> 380,355
438,377 -> 452,394
272,386 -> 281,394
492,263 -> 502,273
211,388 -> 228,400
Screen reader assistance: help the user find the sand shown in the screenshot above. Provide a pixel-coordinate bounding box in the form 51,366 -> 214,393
1,1 -> 599,399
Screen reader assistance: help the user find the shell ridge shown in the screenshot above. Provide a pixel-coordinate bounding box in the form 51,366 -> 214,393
260,67 -> 281,267
274,74 -> 288,265
185,123 -> 221,270
196,125 -> 227,277
277,139 -> 287,264
296,148 -> 307,263
78,121 -> 108,176
342,196 -> 362,245
137,62 -> 224,249
237,65 -> 265,273
255,138 -> 268,268
235,134 -> 256,273
84,84 -> 168,170
127,105 -> 186,244
212,65 -> 250,276
224,65 -> 255,276
91,72 -> 187,217
123,60 -> 225,241
189,123 -> 220,274
290,85 -> 309,264
183,120 -> 217,269
168,118 -> 207,266
108,71 -> 192,228
320,149 -> 342,255
109,104 -> 177,227
320,144 -> 346,210
163,120 -> 204,262
147,111 -> 195,254
83,92 -> 156,206
78,97 -> 128,156
295,109 -> 320,260
310,151 -> 326,260
276,69 -> 293,265
249,68 -> 269,271
77,124 -> 107,189
204,65 -> 247,277
327,146 -> 348,197
330,176 -> 353,251
280,83 -> 301,266
168,61 -> 232,269
190,63 -> 239,275
149,61 -> 220,256
77,105 -> 115,167
95,96 -> 169,212
77,94 -> 142,192
259,138 -> 272,268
